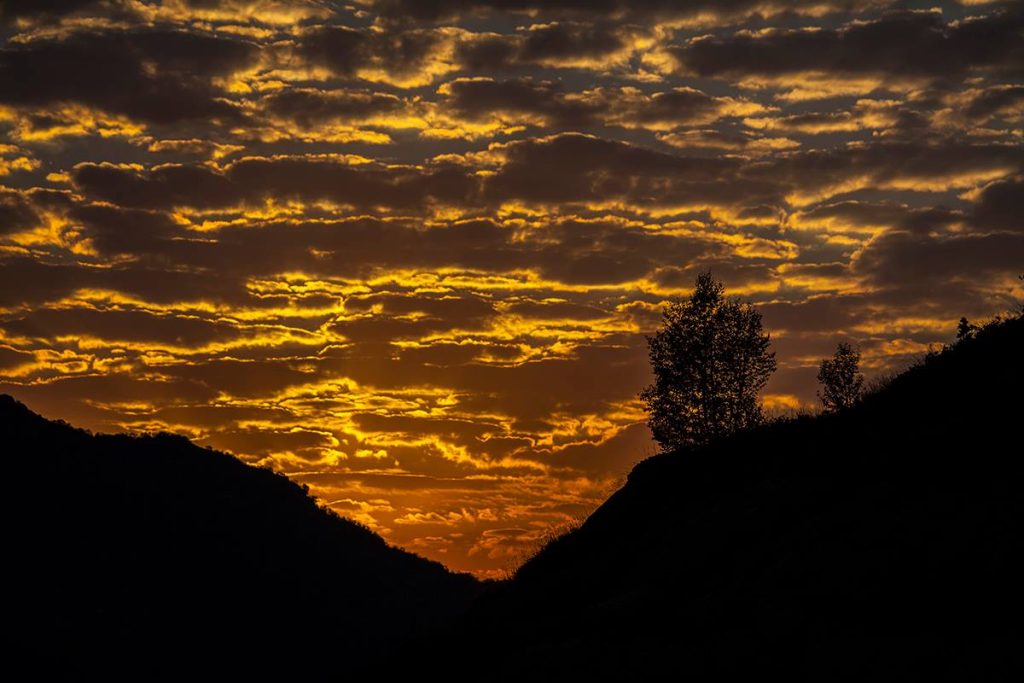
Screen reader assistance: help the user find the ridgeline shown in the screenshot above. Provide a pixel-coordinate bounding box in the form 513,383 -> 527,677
6,314 -> 1022,681
3,395 -> 479,681
418,314 -> 1024,681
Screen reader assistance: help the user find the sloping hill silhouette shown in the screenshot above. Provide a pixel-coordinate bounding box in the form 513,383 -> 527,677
424,314 -> 1024,681
3,396 -> 478,682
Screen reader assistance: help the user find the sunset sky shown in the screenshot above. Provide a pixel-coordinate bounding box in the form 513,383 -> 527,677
1,0 -> 1022,576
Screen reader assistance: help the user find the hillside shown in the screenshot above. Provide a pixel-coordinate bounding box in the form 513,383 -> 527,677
426,314 -> 1024,681
3,396 -> 479,682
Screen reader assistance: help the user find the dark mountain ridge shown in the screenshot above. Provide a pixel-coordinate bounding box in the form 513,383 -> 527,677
3,395 -> 479,681
6,314 -> 1022,681
421,314 -> 1024,681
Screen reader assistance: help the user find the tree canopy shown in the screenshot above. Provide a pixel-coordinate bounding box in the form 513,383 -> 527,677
640,272 -> 776,450
817,342 -> 864,412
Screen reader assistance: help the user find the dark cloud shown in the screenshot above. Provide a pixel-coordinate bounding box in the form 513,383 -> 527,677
70,156 -> 477,211
68,203 -> 182,254
294,25 -> 368,75
755,140 -> 1024,201
0,29 -> 257,126
65,134 -> 1021,221
438,77 -> 601,127
970,175 -> 1024,233
505,300 -> 608,320
657,127 -> 798,152
628,87 -> 743,127
352,412 -> 493,439
68,133 -> 765,213
0,345 -> 33,370
0,189 -> 39,236
544,421 -> 650,474
853,230 -> 1024,286
793,200 -> 962,234
0,0 -> 125,25
961,85 -> 1024,123
0,259 -> 94,308
672,9 -> 1024,80
481,133 -> 778,209
0,373 -> 217,415
760,295 -> 869,333
200,426 -> 335,459
261,88 -> 406,126
70,162 -> 241,210
372,0 -> 880,23
296,25 -> 445,79
438,79 -> 753,130
321,339 -> 650,427
344,292 -> 495,319
333,293 -> 497,342
0,257 -> 255,309
0,307 -> 248,347
454,22 -> 627,70
158,359 -> 322,397
150,403 -> 297,429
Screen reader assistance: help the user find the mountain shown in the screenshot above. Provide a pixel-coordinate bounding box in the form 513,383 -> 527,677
3,395 -> 479,682
422,314 -> 1024,681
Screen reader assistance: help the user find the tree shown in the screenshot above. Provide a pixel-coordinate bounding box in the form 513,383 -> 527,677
956,317 -> 978,342
817,342 -> 864,412
640,272 -> 776,451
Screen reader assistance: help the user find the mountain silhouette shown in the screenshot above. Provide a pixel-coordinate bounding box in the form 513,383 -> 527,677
3,395 -> 478,681
405,314 -> 1024,681
7,314 -> 1022,681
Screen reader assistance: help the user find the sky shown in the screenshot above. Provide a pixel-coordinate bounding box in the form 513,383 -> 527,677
0,0 -> 1022,577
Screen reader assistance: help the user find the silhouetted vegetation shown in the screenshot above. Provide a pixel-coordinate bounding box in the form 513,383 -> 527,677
640,272 -> 776,450
817,341 -> 864,411
4,399 -> 479,682
406,312 -> 1024,682
957,316 -> 979,341
9,309 -> 1023,682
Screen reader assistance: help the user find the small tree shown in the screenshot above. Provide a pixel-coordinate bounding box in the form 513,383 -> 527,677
817,342 -> 864,412
640,272 -> 776,450
956,317 -> 978,342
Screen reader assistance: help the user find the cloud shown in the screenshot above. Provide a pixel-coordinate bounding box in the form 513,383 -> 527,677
0,189 -> 39,236
436,78 -> 766,132
0,28 -> 257,127
789,200 -> 962,235
436,77 -> 602,128
1,0 -> 330,27
969,175 -> 1024,233
0,0 -> 126,25
370,0 -> 886,24
260,88 -> 408,127
454,22 -> 633,71
68,155 -> 478,212
671,8 -> 1024,82
755,140 -> 1024,205
479,132 -> 776,210
332,293 -> 498,342
0,345 -> 33,370
294,24 -> 462,86
656,128 -> 799,153
0,306 -> 250,347
853,230 -> 1024,287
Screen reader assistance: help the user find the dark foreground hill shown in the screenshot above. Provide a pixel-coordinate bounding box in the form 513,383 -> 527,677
415,315 -> 1024,682
3,396 -> 478,682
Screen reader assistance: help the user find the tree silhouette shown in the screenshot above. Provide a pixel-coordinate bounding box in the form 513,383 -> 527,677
956,317 -> 978,342
640,272 -> 776,450
817,342 -> 864,412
